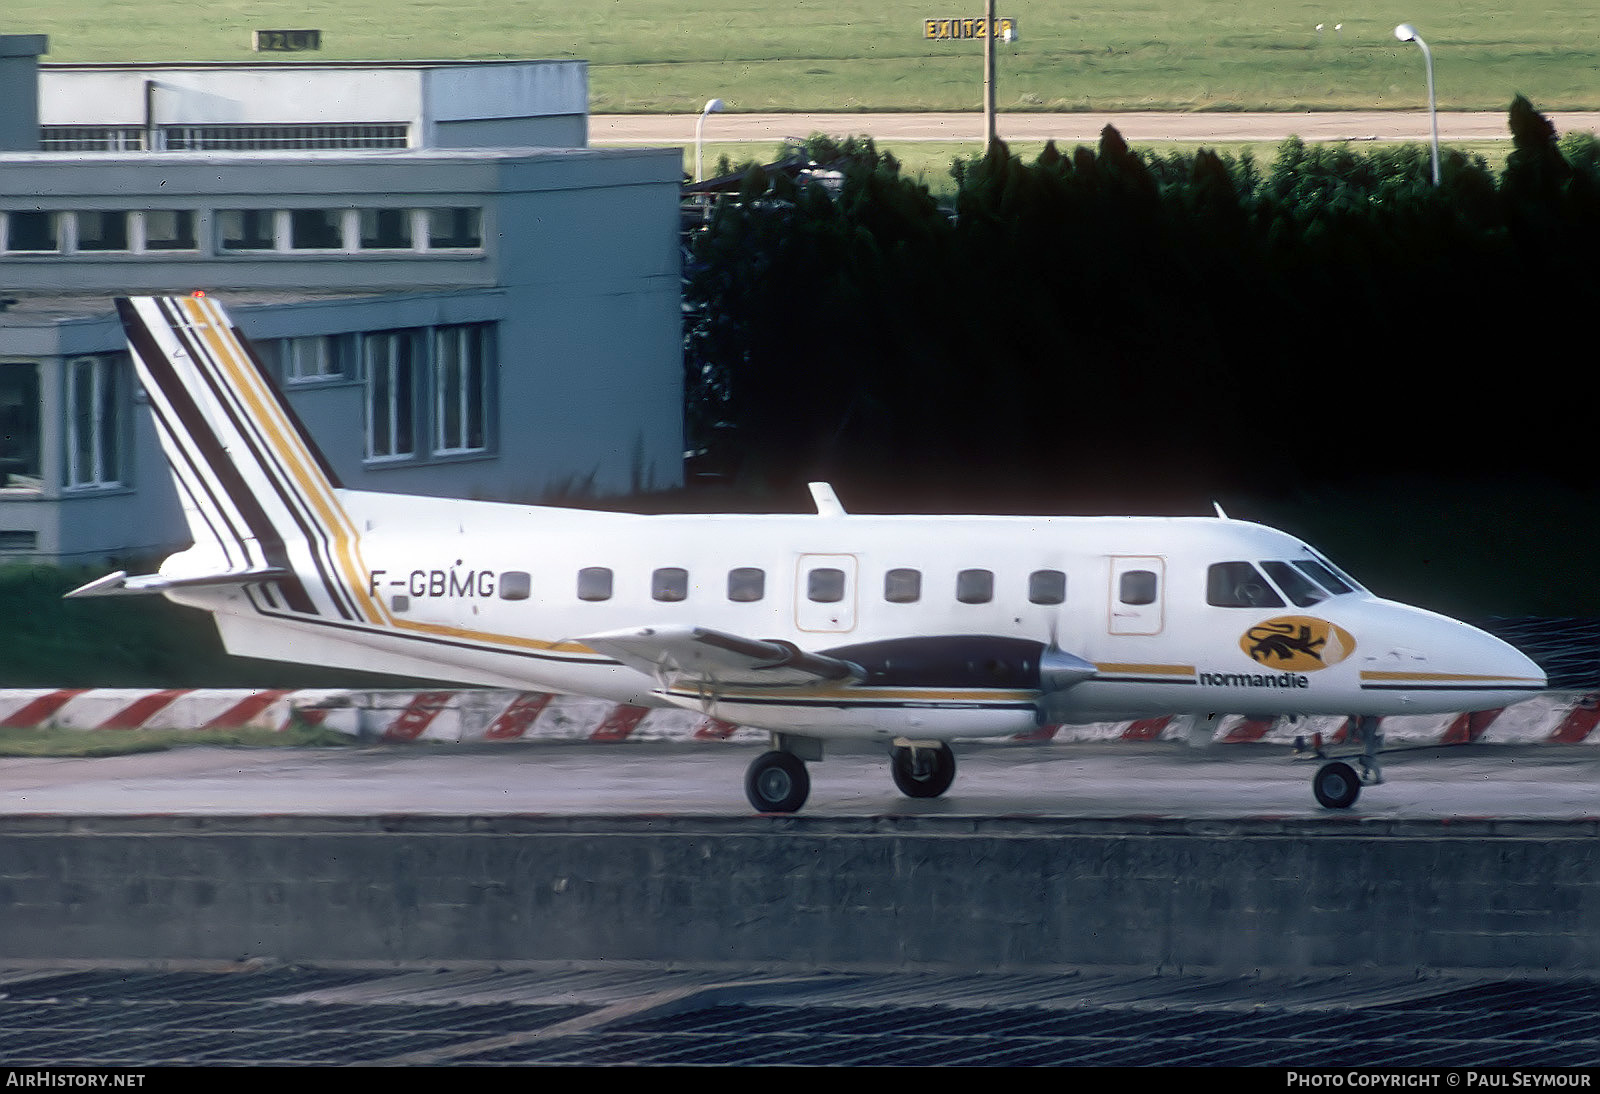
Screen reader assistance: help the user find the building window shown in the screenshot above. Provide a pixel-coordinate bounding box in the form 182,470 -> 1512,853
360,208 -> 414,250
39,126 -> 146,152
159,123 -> 408,151
362,324 -> 495,465
75,211 -> 130,252
0,362 -> 41,492
433,326 -> 488,454
364,331 -> 418,460
65,354 -> 123,489
427,207 -> 482,248
139,210 -> 197,252
290,209 -> 345,250
5,211 -> 60,253
218,209 -> 279,251
272,335 -> 350,384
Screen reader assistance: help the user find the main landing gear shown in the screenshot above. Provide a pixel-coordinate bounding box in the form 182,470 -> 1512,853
1298,714 -> 1385,810
890,742 -> 957,798
744,750 -> 810,813
742,736 -> 961,813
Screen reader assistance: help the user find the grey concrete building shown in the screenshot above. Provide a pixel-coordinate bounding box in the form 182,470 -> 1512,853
0,37 -> 684,563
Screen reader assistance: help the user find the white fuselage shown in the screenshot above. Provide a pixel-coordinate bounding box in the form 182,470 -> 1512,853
172,488 -> 1547,742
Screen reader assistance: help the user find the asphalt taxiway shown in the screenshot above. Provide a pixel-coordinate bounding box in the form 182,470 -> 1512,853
0,739 -> 1594,820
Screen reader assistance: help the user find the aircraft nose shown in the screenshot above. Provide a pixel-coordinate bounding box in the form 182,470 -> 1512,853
1360,608 -> 1546,708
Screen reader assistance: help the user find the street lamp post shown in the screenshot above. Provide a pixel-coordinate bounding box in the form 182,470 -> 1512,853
695,97 -> 725,182
983,0 -> 997,153
1394,23 -> 1440,186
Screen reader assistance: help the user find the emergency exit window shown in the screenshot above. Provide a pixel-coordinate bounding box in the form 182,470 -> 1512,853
1120,570 -> 1158,605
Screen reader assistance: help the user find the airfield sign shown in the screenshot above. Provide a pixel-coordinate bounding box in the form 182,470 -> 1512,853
923,17 -> 1016,41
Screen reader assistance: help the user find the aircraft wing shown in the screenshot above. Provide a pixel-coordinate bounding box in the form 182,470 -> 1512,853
578,625 -> 865,689
65,567 -> 292,598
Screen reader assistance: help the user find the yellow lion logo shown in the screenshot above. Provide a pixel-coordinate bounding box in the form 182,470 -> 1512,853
1240,616 -> 1355,672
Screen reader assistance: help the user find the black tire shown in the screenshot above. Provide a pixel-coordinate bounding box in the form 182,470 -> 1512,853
890,743 -> 957,799
1313,761 -> 1361,809
744,750 -> 810,813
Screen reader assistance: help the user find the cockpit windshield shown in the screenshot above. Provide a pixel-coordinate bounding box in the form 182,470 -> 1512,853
1206,562 -> 1285,608
1299,555 -> 1362,595
1261,560 -> 1329,607
1207,556 -> 1364,609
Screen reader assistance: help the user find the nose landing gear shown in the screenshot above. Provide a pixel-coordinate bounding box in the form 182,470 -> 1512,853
1299,714 -> 1384,809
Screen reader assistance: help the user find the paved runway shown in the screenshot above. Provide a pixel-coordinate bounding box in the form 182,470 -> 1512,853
2,739 -> 1595,820
4,740 -> 1596,1066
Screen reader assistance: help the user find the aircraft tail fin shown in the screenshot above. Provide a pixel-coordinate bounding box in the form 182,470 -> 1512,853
115,295 -> 369,621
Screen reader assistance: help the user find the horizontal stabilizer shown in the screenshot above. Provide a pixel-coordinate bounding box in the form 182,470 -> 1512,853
578,625 -> 865,689
65,566 -> 290,599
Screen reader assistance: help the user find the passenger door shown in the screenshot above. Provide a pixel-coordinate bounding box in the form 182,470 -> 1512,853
1108,556 -> 1165,636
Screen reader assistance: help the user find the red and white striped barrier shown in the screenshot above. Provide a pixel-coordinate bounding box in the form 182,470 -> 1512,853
0,688 -> 1596,745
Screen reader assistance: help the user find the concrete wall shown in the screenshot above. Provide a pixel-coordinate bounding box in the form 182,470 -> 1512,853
40,60 -> 588,149
2,815 -> 1596,973
0,36 -> 46,151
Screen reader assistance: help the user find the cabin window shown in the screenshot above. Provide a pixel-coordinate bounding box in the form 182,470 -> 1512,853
1207,562 -> 1285,608
499,571 -> 531,601
1120,569 -> 1159,606
1261,561 -> 1329,608
956,569 -> 994,604
884,568 -> 921,604
653,567 -> 689,602
807,568 -> 846,603
1028,569 -> 1066,605
728,567 -> 765,602
577,567 -> 613,602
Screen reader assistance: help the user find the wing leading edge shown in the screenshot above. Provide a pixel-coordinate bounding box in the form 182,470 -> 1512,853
578,625 -> 866,690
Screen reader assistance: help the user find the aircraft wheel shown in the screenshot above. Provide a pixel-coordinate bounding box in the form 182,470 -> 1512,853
890,743 -> 957,799
745,750 -> 810,813
1313,761 -> 1361,809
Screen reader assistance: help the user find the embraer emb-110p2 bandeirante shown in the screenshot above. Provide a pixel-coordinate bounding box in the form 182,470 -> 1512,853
72,295 -> 1548,812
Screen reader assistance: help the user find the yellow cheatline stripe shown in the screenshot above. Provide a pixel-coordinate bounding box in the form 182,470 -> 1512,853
387,617 -> 598,656
1095,662 -> 1195,677
1360,670 -> 1545,683
665,685 -> 1037,703
180,296 -> 387,625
